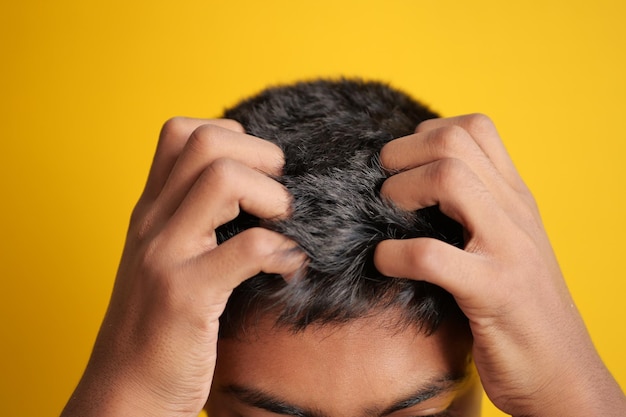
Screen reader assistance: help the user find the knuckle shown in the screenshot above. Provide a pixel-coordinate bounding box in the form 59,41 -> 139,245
186,123 -> 228,160
219,118 -> 245,133
129,200 -> 147,228
415,117 -> 436,133
128,202 -> 158,244
432,125 -> 472,156
429,158 -> 469,192
403,242 -> 428,271
514,198 -> 543,232
137,236 -> 170,279
206,157 -> 239,189
520,186 -> 539,209
131,214 -> 153,243
135,213 -> 160,244
200,158 -> 244,220
160,116 -> 188,141
401,239 -> 442,277
412,239 -> 440,269
463,113 -> 495,134
241,228 -> 278,260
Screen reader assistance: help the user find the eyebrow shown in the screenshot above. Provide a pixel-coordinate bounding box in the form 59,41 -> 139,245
376,373 -> 465,416
222,373 -> 466,417
224,384 -> 325,417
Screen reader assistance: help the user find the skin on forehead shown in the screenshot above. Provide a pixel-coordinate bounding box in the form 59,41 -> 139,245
207,309 -> 482,417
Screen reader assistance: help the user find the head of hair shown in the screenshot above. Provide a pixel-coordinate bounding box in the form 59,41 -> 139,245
217,79 -> 465,338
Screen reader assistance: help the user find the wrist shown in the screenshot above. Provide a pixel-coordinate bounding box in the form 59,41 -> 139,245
518,353 -> 626,417
61,364 -> 201,417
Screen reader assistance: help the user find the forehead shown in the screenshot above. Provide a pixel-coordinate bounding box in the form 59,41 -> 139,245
209,310 -> 478,417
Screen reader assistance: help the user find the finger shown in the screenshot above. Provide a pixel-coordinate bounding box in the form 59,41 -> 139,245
374,238 -> 482,304
380,126 -> 526,219
416,114 -> 527,192
380,158 -> 504,235
166,158 -> 291,250
141,117 -> 245,203
194,227 -> 307,294
152,124 -> 284,225
382,124 -> 507,186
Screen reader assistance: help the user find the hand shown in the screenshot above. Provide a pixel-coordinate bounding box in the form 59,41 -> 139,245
374,114 -> 626,417
61,118 -> 305,417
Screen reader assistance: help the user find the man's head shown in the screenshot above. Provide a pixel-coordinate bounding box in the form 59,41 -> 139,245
208,79 -> 480,416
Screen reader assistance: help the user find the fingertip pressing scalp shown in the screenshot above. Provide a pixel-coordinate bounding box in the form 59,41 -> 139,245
216,78 -> 466,337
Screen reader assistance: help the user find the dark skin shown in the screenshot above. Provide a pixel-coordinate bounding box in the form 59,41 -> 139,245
208,310 -> 482,417
61,115 -> 626,417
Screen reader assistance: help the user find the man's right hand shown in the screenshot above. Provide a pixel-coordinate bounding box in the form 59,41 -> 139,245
61,118 -> 305,417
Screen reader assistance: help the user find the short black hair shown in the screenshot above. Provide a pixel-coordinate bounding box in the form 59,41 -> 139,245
217,79 -> 464,337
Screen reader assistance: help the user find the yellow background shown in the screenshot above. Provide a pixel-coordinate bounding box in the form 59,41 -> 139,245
1,1 -> 625,416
